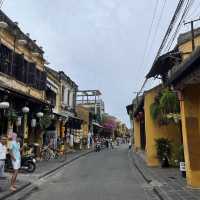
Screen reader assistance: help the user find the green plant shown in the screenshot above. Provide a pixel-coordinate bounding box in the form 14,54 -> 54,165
39,107 -> 52,134
150,102 -> 160,122
159,89 -> 180,114
155,138 -> 172,163
6,108 -> 18,123
150,88 -> 180,125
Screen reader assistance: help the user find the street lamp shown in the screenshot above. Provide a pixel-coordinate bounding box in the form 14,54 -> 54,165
22,106 -> 30,113
36,112 -> 44,118
0,101 -> 9,135
0,101 -> 9,109
31,118 -> 37,128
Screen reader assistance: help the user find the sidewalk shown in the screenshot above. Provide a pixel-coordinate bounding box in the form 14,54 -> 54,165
0,149 -> 92,200
131,150 -> 200,200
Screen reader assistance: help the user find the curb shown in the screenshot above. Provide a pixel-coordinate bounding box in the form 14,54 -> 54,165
130,150 -> 166,200
1,150 -> 93,200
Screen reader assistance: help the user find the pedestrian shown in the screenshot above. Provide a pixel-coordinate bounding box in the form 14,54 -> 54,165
0,136 -> 7,178
128,141 -> 132,151
9,133 -> 22,191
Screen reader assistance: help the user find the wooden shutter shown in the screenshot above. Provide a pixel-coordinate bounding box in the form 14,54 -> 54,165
27,62 -> 36,87
14,53 -> 25,82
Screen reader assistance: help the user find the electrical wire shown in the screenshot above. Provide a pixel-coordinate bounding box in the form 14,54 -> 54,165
0,0 -> 6,8
165,0 -> 195,51
137,0 -> 187,95
147,0 -> 167,60
187,0 -> 200,19
155,0 -> 186,58
137,0 -> 160,80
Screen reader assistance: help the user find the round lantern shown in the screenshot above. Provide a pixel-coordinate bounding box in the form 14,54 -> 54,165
22,106 -> 30,113
31,119 -> 37,127
36,112 -> 44,118
16,116 -> 22,126
0,102 -> 9,109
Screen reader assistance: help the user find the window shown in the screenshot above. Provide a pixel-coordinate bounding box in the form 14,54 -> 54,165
67,90 -> 70,106
62,85 -> 65,103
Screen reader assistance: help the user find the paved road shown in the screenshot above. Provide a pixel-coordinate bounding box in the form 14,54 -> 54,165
26,145 -> 158,200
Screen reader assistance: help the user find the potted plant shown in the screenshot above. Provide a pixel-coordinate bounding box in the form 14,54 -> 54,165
178,145 -> 186,178
155,138 -> 172,168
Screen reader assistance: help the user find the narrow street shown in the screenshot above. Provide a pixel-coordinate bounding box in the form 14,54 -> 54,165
25,145 -> 158,200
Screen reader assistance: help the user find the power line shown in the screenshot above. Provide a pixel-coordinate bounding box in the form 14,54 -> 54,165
156,0 -> 186,58
147,0 -> 167,60
187,0 -> 200,19
137,0 -> 160,79
165,0 -> 195,51
137,0 -> 187,96
0,0 -> 6,8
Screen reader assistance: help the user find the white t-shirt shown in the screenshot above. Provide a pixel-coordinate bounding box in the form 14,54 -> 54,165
0,143 -> 7,160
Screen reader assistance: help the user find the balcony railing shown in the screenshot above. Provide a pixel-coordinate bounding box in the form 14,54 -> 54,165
0,43 -> 46,91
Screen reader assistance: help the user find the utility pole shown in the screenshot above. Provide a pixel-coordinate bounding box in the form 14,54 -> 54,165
184,17 -> 200,51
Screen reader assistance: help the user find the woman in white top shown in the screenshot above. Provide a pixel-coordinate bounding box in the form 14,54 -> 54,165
0,136 -> 7,178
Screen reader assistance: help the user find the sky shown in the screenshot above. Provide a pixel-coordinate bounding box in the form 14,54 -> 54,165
2,0 -> 199,127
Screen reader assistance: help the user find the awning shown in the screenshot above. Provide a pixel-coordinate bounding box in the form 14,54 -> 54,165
126,104 -> 133,115
53,111 -> 69,119
167,47 -> 200,86
133,96 -> 144,117
0,81 -> 50,106
146,50 -> 181,79
66,116 -> 83,129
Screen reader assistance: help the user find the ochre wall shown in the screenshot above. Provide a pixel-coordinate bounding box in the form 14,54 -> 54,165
180,84 -> 200,188
76,106 -> 89,138
133,119 -> 141,151
144,87 -> 182,167
178,35 -> 200,60
0,29 -> 45,101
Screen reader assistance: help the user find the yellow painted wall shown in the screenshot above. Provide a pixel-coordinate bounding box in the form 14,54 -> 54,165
133,118 -> 141,151
0,29 -> 46,101
180,84 -> 200,188
178,34 -> 200,60
1,30 -> 45,70
144,86 -> 182,167
76,106 -> 89,138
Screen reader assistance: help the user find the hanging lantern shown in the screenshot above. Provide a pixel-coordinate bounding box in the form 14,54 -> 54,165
31,119 -> 37,127
36,112 -> 44,118
0,102 -> 10,109
16,116 -> 22,126
22,106 -> 30,113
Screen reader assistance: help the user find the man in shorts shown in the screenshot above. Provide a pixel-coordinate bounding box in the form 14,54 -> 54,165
9,133 -> 21,191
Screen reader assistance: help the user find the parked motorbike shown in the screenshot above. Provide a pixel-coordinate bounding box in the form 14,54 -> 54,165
95,143 -> 101,152
5,154 -> 36,173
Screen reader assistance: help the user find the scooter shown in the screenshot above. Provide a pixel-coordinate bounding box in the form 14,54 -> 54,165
5,154 -> 36,173
95,143 -> 101,152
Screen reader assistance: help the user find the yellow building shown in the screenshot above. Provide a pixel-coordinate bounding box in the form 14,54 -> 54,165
0,10 -> 49,145
45,67 -> 62,143
144,86 -> 181,167
76,105 -> 90,148
146,27 -> 200,187
168,49 -> 200,187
